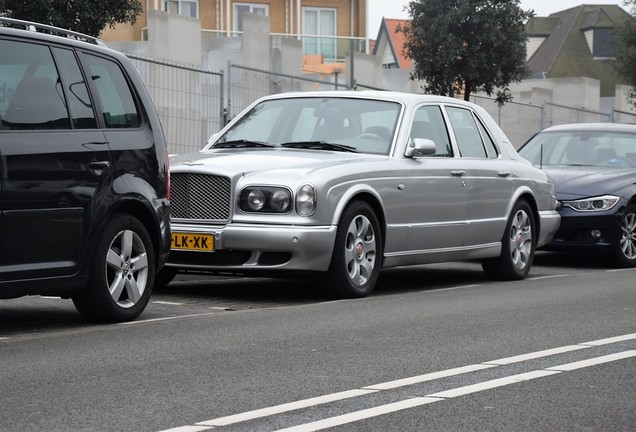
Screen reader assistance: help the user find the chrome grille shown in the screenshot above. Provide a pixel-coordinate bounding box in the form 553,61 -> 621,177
171,173 -> 231,221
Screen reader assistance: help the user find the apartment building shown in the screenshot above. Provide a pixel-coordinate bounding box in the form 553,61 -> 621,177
102,0 -> 368,61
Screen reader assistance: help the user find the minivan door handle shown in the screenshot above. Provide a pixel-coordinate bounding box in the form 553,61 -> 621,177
451,170 -> 466,177
498,171 -> 512,177
89,160 -> 111,175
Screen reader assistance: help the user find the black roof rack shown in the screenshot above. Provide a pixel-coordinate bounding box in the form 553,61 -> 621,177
0,16 -> 107,47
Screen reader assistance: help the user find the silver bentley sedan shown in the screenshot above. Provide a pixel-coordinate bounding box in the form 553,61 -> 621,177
163,91 -> 560,298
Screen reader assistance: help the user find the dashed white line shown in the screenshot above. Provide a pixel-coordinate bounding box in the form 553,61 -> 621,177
273,397 -> 443,432
270,351 -> 636,432
196,389 -> 377,427
157,333 -> 636,432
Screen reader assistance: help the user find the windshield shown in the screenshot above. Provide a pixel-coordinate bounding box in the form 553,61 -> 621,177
519,129 -> 636,168
210,97 -> 402,155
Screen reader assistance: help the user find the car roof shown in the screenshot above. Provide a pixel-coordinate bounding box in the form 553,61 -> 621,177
257,90 -> 477,107
0,17 -> 109,50
541,123 -> 636,133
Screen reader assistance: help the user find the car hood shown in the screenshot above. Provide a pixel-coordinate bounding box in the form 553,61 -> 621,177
543,166 -> 636,200
170,148 -> 386,178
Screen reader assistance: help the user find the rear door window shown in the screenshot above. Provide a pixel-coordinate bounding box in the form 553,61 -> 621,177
0,39 -> 71,130
80,53 -> 141,128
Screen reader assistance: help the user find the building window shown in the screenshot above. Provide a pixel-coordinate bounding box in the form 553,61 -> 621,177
163,0 -> 198,18
303,8 -> 336,60
593,28 -> 614,59
234,3 -> 269,32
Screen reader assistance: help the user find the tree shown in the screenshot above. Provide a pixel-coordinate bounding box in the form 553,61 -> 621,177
614,0 -> 636,107
0,0 -> 142,37
400,0 -> 532,103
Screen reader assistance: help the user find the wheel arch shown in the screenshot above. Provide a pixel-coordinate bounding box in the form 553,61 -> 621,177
333,190 -> 387,255
508,188 -> 540,242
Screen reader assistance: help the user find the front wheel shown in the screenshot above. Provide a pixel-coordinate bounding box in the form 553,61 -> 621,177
482,200 -> 535,280
614,205 -> 636,267
72,214 -> 155,323
323,201 -> 382,298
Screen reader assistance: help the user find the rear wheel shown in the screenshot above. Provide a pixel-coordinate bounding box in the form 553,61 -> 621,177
72,214 -> 155,323
614,205 -> 636,267
323,201 -> 382,298
482,200 -> 535,280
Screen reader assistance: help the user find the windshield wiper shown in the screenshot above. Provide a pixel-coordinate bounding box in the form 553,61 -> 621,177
280,141 -> 359,153
213,139 -> 275,148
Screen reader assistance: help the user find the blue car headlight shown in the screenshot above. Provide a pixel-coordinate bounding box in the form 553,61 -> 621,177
239,186 -> 292,213
561,195 -> 620,212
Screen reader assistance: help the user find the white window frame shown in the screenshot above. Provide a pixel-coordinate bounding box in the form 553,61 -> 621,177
302,7 -> 337,60
233,3 -> 270,32
162,0 -> 199,19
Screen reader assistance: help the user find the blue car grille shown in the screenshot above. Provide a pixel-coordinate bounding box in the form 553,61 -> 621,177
170,173 -> 231,221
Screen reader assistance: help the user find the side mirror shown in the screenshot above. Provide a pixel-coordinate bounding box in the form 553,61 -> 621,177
405,138 -> 437,158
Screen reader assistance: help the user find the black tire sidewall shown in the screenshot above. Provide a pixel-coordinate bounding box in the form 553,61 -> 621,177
325,201 -> 382,298
74,214 -> 155,323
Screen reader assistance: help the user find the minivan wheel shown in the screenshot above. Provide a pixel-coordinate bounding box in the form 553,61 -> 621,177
323,201 -> 382,298
482,200 -> 535,280
72,214 -> 155,323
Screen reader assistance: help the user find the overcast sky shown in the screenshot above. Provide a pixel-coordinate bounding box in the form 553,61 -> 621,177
367,0 -> 627,37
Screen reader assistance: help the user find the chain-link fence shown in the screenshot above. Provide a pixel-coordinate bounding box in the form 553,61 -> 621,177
227,63 -> 349,118
127,54 -> 224,154
127,54 -> 636,154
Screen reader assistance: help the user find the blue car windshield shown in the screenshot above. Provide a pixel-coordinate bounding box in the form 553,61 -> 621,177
519,130 -> 636,168
212,97 -> 402,155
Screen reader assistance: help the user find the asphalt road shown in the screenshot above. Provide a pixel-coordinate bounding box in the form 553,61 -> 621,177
1,251 -> 634,432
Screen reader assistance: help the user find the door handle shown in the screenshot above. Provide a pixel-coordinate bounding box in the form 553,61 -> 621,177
89,160 -> 111,174
498,171 -> 512,177
451,170 -> 466,177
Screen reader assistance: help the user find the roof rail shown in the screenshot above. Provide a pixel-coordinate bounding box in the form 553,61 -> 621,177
0,17 -> 108,47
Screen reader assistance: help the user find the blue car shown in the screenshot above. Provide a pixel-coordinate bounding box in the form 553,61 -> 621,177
518,123 -> 636,267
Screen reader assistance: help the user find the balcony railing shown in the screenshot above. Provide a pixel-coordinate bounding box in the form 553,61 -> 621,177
141,27 -> 367,62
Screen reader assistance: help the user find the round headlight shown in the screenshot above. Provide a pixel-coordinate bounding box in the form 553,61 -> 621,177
271,189 -> 291,212
247,190 -> 265,211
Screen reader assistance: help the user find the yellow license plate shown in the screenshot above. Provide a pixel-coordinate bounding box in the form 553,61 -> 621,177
171,232 -> 215,252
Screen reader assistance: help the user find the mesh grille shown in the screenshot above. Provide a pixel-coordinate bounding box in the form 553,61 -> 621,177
171,173 -> 231,221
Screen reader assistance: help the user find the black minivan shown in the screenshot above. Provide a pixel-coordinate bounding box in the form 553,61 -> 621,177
0,18 -> 171,322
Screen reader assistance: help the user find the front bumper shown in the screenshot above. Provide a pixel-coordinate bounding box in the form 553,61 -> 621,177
537,210 -> 561,249
544,211 -> 620,251
166,222 -> 338,274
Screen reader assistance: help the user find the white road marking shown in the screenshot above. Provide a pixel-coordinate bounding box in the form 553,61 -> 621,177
363,364 -> 496,390
273,397 -> 443,432
580,333 -> 636,346
153,301 -> 185,306
482,345 -> 589,365
158,426 -> 213,432
169,332 -> 636,432
526,274 -> 569,281
271,351 -> 636,432
195,389 -> 377,427
546,351 -> 636,371
427,370 -> 561,398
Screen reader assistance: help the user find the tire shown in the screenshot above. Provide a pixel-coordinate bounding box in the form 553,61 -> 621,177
323,201 -> 382,298
614,205 -> 636,268
482,200 -> 535,280
72,214 -> 155,323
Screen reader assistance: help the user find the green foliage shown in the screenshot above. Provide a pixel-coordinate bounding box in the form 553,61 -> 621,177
614,0 -> 636,107
0,0 -> 142,37
400,0 -> 532,102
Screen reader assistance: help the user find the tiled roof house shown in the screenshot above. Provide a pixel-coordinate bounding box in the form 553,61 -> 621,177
526,4 -> 631,97
371,18 -> 412,69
